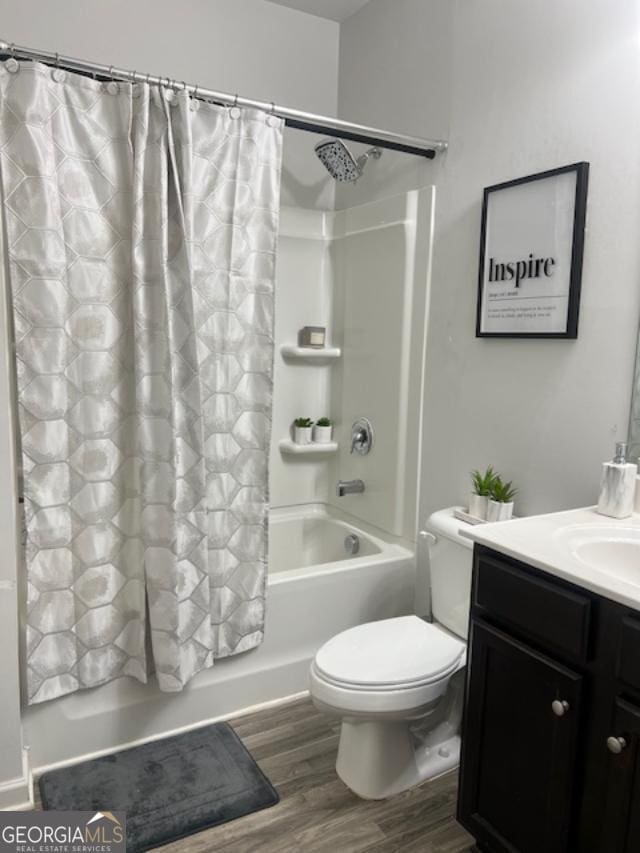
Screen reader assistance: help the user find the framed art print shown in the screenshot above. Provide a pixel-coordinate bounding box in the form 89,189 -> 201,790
476,162 -> 589,338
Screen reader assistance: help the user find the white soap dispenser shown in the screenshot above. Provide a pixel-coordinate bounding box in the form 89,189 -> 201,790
597,442 -> 637,519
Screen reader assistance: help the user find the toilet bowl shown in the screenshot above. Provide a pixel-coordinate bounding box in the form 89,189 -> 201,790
309,508 -> 473,799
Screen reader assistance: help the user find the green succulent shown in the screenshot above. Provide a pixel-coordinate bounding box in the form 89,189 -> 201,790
471,466 -> 498,497
294,417 -> 313,428
316,417 -> 332,427
490,476 -> 517,503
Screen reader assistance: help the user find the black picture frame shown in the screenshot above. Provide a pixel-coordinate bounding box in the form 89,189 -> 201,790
476,162 -> 589,339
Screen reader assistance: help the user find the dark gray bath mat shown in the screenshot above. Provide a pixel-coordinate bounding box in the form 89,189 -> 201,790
39,722 -> 279,851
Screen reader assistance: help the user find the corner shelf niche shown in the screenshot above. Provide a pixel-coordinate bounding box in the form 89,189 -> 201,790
279,439 -> 339,456
280,345 -> 341,361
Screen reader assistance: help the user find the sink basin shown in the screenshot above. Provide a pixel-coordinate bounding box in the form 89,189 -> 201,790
554,524 -> 640,584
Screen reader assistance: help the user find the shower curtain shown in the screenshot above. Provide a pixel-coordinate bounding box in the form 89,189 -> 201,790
0,61 -> 283,704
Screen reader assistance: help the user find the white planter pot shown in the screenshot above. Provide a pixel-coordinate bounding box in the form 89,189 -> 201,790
313,424 -> 333,444
293,426 -> 313,445
486,499 -> 514,522
468,493 -> 488,520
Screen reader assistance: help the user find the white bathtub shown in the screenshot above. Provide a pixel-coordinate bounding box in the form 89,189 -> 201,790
23,505 -> 415,771
269,505 -> 383,575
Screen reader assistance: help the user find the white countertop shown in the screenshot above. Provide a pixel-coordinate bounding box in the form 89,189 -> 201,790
463,506 -> 640,610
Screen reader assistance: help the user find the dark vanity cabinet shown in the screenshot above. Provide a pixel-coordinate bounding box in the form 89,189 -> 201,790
458,545 -> 640,853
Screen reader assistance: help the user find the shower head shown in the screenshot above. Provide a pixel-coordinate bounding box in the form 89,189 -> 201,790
315,139 -> 382,183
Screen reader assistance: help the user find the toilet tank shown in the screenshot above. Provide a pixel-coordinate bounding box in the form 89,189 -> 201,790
424,508 -> 474,640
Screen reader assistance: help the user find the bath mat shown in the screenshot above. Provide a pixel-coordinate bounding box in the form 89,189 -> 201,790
38,722 -> 279,852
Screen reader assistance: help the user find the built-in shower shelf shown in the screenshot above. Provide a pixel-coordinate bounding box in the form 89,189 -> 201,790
280,345 -> 341,361
279,439 -> 339,456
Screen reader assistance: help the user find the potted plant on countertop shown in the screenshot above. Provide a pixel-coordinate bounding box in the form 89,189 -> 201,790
313,417 -> 333,444
487,476 -> 517,522
469,466 -> 497,520
293,417 -> 314,445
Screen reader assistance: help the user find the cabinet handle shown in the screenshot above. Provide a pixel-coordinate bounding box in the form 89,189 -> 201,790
551,699 -> 570,717
607,736 -> 627,755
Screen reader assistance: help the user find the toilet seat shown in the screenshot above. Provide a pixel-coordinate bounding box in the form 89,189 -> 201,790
310,616 -> 466,717
314,615 -> 465,689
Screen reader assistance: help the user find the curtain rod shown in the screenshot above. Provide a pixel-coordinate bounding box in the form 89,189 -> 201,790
0,38 -> 447,160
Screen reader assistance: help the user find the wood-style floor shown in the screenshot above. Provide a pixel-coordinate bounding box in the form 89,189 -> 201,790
35,696 -> 473,852
158,696 -> 474,853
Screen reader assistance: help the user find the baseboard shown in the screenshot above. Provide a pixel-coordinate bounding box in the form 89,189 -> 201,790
33,689 -> 309,778
0,750 -> 33,811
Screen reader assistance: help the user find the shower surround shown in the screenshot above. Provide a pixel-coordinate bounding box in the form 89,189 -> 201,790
0,60 -> 283,703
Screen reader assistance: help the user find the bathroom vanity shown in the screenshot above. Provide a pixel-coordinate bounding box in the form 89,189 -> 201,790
457,508 -> 640,853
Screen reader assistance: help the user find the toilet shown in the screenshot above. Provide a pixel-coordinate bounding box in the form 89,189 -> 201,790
309,508 -> 473,800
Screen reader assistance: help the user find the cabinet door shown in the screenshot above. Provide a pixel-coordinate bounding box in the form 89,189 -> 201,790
600,698 -> 640,852
458,619 -> 583,853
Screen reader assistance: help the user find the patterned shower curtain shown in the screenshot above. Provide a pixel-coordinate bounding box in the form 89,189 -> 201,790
0,61 -> 283,704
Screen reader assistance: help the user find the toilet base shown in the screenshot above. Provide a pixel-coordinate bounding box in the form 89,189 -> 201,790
336,716 -> 460,799
334,669 -> 465,799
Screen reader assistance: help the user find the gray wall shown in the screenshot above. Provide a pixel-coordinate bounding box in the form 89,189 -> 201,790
339,0 -> 640,519
336,0 -> 451,209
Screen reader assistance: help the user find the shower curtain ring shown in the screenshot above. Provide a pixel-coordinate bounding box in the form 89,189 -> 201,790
6,43 -> 19,74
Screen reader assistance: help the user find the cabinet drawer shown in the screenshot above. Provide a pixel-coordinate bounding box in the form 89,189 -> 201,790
617,617 -> 640,692
474,551 -> 591,663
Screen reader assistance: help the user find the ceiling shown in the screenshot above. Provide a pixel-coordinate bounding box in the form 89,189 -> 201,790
265,0 -> 371,23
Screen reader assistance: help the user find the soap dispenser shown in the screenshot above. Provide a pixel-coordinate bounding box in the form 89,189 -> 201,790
597,442 -> 637,519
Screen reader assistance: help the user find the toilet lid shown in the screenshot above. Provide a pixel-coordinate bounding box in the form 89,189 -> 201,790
314,615 -> 465,689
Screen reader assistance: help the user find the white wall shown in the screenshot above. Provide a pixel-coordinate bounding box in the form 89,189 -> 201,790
0,0 -> 340,210
339,0 -> 640,521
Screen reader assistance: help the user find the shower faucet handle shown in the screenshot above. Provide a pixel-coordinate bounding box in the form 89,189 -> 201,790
351,426 -> 367,452
350,418 -> 374,455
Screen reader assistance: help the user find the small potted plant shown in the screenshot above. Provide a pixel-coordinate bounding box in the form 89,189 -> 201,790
293,417 -> 314,445
313,417 -> 333,444
469,466 -> 497,520
487,477 -> 517,522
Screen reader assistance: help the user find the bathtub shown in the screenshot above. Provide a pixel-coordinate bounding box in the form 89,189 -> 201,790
23,504 -> 415,771
269,505 -> 385,575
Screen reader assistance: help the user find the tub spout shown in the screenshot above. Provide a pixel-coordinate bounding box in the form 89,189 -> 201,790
336,479 -> 365,497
